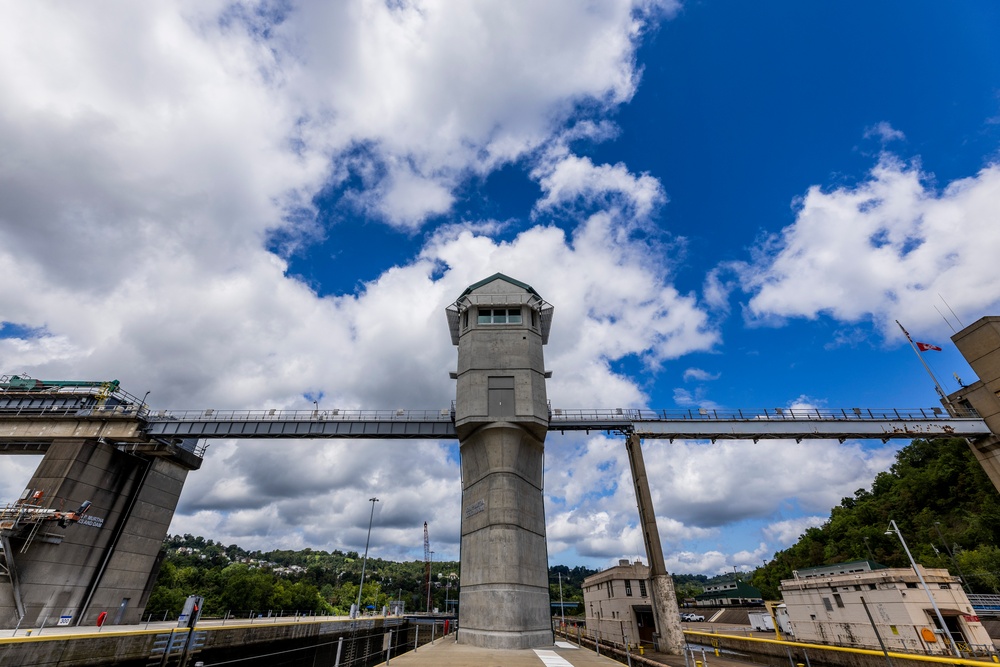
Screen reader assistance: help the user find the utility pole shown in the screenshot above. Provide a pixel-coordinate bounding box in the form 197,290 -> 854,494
933,522 -> 970,594
886,520 -> 960,658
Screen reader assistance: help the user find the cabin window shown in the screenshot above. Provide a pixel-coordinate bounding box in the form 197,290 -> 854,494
639,580 -> 647,597
625,580 -> 633,596
478,308 -> 522,324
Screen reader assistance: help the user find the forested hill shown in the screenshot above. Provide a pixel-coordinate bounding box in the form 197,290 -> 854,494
147,536 -> 598,618
750,437 -> 1000,599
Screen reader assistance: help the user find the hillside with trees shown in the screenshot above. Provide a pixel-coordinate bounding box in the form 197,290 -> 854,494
147,536 -> 597,618
751,437 -> 1000,599
146,536 -> 461,617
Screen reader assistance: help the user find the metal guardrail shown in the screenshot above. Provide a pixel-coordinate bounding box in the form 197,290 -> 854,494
547,407 -> 991,440
143,409 -> 459,440
548,407 -> 980,421
0,404 -> 150,419
146,408 -> 455,422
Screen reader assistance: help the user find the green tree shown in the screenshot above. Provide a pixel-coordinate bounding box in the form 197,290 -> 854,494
219,564 -> 275,613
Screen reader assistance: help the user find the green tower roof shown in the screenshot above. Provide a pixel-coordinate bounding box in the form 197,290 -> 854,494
458,273 -> 540,299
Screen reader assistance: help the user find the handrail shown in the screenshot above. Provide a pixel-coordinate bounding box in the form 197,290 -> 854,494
0,405 -> 982,422
548,407 -> 980,421
145,408 -> 456,422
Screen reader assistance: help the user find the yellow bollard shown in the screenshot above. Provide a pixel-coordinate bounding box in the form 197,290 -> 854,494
992,656 -> 999,664
639,645 -> 644,656
715,648 -> 720,656
696,661 -> 703,667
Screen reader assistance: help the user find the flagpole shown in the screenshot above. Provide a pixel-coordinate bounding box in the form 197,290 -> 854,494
895,320 -> 955,412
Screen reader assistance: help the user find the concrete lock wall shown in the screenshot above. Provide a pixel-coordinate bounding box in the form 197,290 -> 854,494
948,316 -> 1000,492
0,440 -> 187,629
0,616 -> 433,667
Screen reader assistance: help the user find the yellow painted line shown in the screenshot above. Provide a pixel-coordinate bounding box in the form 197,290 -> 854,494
684,630 -> 996,666
0,628 -> 189,644
0,616 -> 352,645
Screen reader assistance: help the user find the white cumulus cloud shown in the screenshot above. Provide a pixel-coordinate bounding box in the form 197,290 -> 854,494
739,154 -> 1000,339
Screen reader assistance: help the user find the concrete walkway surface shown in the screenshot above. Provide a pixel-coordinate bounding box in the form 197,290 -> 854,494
377,639 -> 623,666
377,637 -> 759,667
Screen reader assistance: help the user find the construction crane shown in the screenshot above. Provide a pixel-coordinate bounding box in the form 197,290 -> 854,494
424,522 -> 431,613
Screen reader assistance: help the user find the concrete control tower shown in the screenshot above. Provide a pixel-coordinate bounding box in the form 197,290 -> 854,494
446,274 -> 554,649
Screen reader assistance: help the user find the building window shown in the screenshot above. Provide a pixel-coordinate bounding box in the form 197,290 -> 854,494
822,597 -> 834,612
478,308 -> 522,324
906,582 -> 918,588
463,311 -> 469,329
625,580 -> 632,596
607,581 -> 614,597
868,584 -> 877,590
833,593 -> 844,608
639,580 -> 647,597
939,584 -> 951,589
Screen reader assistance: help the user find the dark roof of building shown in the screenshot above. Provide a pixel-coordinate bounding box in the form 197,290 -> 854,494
695,581 -> 763,600
795,560 -> 886,574
459,273 -> 540,298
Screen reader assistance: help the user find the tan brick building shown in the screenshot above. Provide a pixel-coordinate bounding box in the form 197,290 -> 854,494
583,560 -> 657,647
780,562 -> 991,654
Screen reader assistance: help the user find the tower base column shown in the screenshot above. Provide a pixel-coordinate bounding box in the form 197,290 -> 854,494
457,424 -> 552,650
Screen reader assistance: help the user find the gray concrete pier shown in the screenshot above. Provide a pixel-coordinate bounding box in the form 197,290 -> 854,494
447,274 -> 554,649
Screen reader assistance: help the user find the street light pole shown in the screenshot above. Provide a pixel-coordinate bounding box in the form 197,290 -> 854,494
426,550 -> 435,613
557,572 -> 565,627
355,497 -> 379,617
863,536 -> 876,563
886,519 -> 961,657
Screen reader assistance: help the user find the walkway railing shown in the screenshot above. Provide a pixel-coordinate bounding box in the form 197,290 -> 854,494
146,408 -> 455,422
549,407 -> 980,422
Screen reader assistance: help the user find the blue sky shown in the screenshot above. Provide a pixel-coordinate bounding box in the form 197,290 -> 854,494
1,1 -> 999,575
